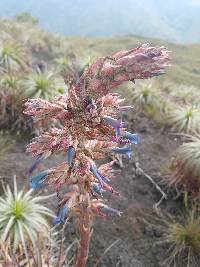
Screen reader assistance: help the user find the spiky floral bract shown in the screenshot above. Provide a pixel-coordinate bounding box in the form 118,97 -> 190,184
25,44 -> 170,267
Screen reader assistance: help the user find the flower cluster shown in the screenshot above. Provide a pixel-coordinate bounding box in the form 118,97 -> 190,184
25,44 -> 170,224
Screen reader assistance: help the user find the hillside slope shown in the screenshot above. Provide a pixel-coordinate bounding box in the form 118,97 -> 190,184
66,35 -> 200,87
0,0 -> 200,43
0,17 -> 199,87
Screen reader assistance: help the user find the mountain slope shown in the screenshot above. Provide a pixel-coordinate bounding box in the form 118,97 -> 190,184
0,0 -> 199,43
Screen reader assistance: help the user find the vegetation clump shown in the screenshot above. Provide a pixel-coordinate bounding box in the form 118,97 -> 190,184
0,177 -> 54,259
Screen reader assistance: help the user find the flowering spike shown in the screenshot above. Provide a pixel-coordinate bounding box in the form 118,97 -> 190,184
112,146 -> 132,158
25,43 -> 170,267
79,44 -> 170,98
67,146 -> 75,166
121,131 -> 140,145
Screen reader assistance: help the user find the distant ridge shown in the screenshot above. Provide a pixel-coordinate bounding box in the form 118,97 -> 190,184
0,0 -> 200,43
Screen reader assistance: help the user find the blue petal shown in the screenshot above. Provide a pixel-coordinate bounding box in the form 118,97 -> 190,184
67,146 -> 75,166
29,170 -> 49,189
104,116 -> 126,129
92,183 -> 103,195
27,154 -> 43,176
121,131 -> 140,144
90,165 -> 110,185
90,165 -> 104,186
112,146 -> 132,158
53,204 -> 69,225
99,173 -> 110,184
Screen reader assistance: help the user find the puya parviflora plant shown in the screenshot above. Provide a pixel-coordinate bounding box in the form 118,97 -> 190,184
164,207 -> 200,267
0,85 -> 31,133
167,105 -> 200,134
24,68 -> 67,100
0,40 -> 29,73
143,203 -> 200,267
167,135 -> 200,196
0,177 -> 54,261
0,224 -> 76,267
24,44 -> 170,267
130,83 -> 169,122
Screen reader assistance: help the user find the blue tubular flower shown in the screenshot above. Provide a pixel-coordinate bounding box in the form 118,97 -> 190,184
29,170 -> 49,189
90,165 -> 110,185
100,174 -> 110,184
53,204 -> 69,225
67,146 -> 75,166
101,205 -> 122,216
27,154 -> 43,176
104,116 -> 126,137
112,146 -> 132,158
121,131 -> 140,145
90,165 -> 104,186
92,183 -> 103,195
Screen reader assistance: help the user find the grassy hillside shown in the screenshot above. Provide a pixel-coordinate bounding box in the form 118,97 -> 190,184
1,16 -> 200,267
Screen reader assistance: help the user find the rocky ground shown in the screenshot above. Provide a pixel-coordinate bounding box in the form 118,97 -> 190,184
0,113 -> 182,267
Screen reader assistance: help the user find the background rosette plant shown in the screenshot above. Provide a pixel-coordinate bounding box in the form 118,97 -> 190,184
25,44 -> 170,267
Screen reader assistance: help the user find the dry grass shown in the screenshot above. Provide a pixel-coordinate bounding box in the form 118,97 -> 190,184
166,135 -> 200,196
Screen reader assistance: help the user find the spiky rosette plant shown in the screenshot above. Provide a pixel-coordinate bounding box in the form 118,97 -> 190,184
25,44 -> 170,267
167,135 -> 200,196
0,40 -> 29,73
167,105 -> 200,134
24,69 -> 67,100
0,177 -> 54,260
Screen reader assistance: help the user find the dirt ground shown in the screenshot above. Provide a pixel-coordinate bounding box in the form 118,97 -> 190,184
0,113 -> 182,267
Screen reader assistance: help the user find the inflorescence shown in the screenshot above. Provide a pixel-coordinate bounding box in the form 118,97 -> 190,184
25,44 -> 170,224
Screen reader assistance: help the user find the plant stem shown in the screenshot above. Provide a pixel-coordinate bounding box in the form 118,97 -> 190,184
74,208 -> 93,267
